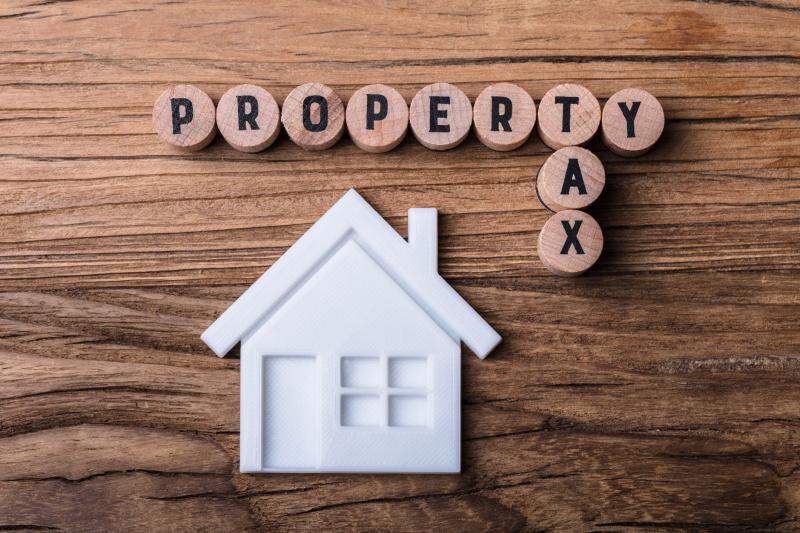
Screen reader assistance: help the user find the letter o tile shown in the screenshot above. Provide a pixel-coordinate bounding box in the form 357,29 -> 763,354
602,88 -> 664,157
409,83 -> 472,151
153,84 -> 217,151
216,84 -> 281,153
536,84 -> 601,150
346,84 -> 409,153
281,83 -> 345,150
537,210 -> 603,277
536,146 -> 605,212
473,83 -> 536,151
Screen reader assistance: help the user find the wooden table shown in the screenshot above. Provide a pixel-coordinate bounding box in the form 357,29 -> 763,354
1,1 -> 799,531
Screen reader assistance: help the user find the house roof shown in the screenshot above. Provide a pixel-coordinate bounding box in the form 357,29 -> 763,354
201,189 -> 501,359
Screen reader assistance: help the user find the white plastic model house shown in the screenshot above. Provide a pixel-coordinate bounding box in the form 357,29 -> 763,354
202,189 -> 501,473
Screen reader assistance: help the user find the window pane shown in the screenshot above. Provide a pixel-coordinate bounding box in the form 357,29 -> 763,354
388,395 -> 428,427
388,356 -> 427,388
341,394 -> 381,427
341,356 -> 380,388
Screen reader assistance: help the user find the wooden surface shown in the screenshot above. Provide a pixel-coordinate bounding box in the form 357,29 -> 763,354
1,1 -> 800,531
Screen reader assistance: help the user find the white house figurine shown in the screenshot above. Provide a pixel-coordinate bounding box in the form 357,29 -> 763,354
202,189 -> 501,473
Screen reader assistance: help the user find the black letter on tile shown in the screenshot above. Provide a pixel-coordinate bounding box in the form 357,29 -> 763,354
237,95 -> 259,131
429,96 -> 450,132
303,95 -> 328,132
491,96 -> 513,132
171,98 -> 193,134
560,220 -> 584,254
561,158 -> 588,195
366,94 -> 388,130
618,101 -> 641,138
555,95 -> 579,133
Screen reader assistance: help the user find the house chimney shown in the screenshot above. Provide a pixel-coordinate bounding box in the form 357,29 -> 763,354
408,208 -> 438,273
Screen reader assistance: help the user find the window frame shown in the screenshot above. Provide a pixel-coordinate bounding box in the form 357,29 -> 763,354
338,353 -> 430,428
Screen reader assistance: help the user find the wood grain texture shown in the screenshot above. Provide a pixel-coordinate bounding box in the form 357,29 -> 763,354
1,1 -> 799,531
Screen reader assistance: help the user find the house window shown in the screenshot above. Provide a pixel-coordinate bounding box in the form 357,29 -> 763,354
339,355 -> 429,428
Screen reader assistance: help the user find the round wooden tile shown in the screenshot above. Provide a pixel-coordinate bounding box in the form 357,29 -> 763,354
537,210 -> 603,277
473,82 -> 536,151
602,87 -> 664,157
281,83 -> 345,150
536,146 -> 605,212
409,83 -> 472,151
536,84 -> 600,150
152,84 -> 217,151
346,84 -> 408,153
216,84 -> 280,153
